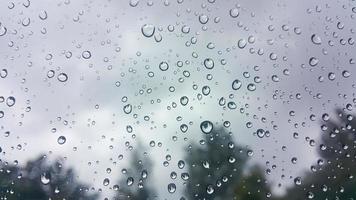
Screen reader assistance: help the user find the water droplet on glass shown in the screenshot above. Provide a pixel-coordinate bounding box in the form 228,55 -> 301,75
237,39 -> 247,49
159,61 -> 169,71
40,173 -> 51,185
309,57 -> 319,67
204,58 -> 214,69
82,51 -> 91,59
141,24 -> 155,37
229,8 -> 239,18
199,14 -> 209,24
232,79 -> 242,90
311,34 -> 322,45
247,83 -> 256,91
57,136 -> 66,145
103,178 -> 110,186
168,183 -> 176,193
6,96 -> 15,107
0,69 -> 8,78
200,120 -> 213,134
180,96 -> 189,106
123,104 -> 132,114
57,73 -> 68,82
47,70 -> 55,78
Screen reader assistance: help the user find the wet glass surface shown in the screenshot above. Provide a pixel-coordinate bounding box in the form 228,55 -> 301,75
1,0 -> 356,199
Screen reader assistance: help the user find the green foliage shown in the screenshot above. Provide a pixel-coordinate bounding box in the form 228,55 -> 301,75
115,143 -> 156,200
278,109 -> 356,200
184,127 -> 271,200
0,155 -> 97,200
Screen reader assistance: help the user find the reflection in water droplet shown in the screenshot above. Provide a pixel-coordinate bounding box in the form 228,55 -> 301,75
200,120 -> 213,134
57,136 -> 66,145
204,58 -> 214,69
57,73 -> 68,82
82,51 -> 91,59
141,24 -> 155,37
247,83 -> 256,91
167,183 -> 176,193
123,104 -> 132,114
199,14 -> 209,24
40,173 -> 51,185
6,96 -> 15,107
103,178 -> 110,186
180,96 -> 189,106
0,69 -> 8,78
309,57 -> 319,67
159,61 -> 169,71
232,79 -> 242,90
237,39 -> 247,49
47,70 -> 55,78
311,34 -> 322,45
229,8 -> 239,18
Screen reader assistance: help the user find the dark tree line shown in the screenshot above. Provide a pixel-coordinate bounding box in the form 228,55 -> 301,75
0,155 -> 97,200
2,108 -> 356,199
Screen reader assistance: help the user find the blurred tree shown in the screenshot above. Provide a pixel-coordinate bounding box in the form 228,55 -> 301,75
184,126 -> 271,200
115,143 -> 156,200
279,108 -> 356,199
0,155 -> 97,200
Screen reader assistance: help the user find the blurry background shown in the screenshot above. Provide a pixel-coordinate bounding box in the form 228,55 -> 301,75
0,0 -> 356,199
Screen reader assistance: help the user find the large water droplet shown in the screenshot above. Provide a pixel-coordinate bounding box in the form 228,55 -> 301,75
203,58 -> 214,69
232,79 -> 242,90
229,8 -> 239,18
6,96 -> 15,107
57,136 -> 66,145
141,24 -> 155,37
311,34 -> 322,45
57,73 -> 68,82
167,183 -> 176,193
200,120 -> 213,134
159,61 -> 169,71
82,51 -> 91,59
40,172 -> 51,185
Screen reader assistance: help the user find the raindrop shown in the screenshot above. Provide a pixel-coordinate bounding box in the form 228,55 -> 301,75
0,25 -> 7,36
229,8 -> 239,18
180,96 -> 189,106
204,58 -> 214,69
294,177 -> 302,185
127,177 -> 134,186
200,120 -> 213,134
342,70 -> 350,78
123,104 -> 132,114
40,173 -> 51,185
199,14 -> 209,24
247,83 -> 256,91
168,183 -> 176,193
232,79 -> 242,90
202,86 -> 211,95
311,34 -> 322,45
57,136 -> 66,145
141,24 -> 155,37
57,73 -> 68,82
256,129 -> 265,138
237,39 -> 247,49
0,69 -> 8,78
159,61 -> 169,71
82,51 -> 91,59
47,70 -> 55,78
6,96 -> 15,107
309,57 -> 319,67
103,178 -> 110,186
